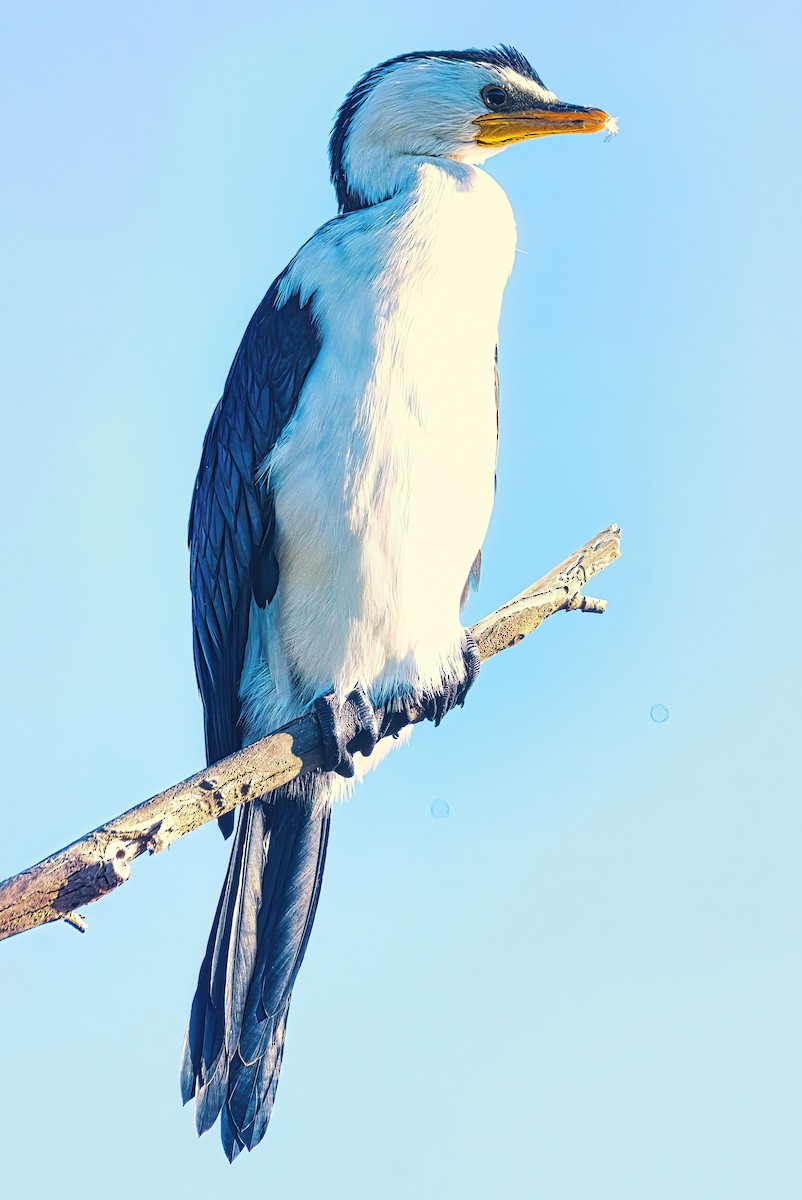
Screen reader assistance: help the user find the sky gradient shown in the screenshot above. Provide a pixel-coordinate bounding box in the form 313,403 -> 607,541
1,2 -> 800,1197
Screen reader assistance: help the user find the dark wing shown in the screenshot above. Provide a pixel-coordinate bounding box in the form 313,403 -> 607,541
189,276 -> 321,834
460,347 -> 499,609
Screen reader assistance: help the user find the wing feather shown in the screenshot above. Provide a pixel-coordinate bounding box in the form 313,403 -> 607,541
189,276 -> 321,834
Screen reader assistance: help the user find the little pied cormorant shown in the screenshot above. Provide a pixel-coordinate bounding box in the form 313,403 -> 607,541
181,45 -> 610,1160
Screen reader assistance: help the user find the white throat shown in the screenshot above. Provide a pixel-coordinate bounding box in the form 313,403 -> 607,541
244,161 -> 517,742
341,61 -> 507,209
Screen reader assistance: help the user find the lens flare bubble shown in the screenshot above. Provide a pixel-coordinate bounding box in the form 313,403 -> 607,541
650,704 -> 669,724
430,799 -> 450,820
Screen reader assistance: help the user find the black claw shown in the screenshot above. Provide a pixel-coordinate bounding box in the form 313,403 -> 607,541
346,685 -> 379,759
316,634 -> 481,773
380,630 -> 482,738
314,685 -> 379,778
458,632 -> 481,707
314,692 -> 353,777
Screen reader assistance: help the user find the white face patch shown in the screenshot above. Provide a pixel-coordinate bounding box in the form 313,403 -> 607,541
494,65 -> 557,107
342,58 -> 557,206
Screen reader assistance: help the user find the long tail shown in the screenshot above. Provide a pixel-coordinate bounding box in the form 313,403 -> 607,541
181,778 -> 330,1160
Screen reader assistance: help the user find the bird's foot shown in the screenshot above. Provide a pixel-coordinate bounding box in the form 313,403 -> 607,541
379,632 -> 481,739
314,684 -> 379,779
315,635 -> 480,776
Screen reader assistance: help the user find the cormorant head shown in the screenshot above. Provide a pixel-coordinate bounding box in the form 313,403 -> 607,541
330,46 -> 610,214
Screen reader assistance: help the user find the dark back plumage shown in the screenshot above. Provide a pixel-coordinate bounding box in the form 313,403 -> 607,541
189,275 -> 320,832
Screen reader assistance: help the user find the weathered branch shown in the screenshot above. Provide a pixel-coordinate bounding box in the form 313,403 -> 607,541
0,524 -> 621,942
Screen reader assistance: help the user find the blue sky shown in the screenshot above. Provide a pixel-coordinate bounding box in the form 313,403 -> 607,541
1,2 -> 800,1196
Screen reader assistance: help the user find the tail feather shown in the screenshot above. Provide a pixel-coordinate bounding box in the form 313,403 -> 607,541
224,1005 -> 288,1159
218,800 -> 263,1055
182,779 -> 330,1159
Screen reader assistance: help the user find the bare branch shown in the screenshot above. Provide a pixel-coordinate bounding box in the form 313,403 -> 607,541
0,524 -> 621,942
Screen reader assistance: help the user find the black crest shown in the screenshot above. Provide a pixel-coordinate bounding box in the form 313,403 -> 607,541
329,45 -> 545,214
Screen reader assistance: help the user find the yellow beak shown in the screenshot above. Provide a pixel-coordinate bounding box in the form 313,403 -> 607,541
475,102 -> 610,147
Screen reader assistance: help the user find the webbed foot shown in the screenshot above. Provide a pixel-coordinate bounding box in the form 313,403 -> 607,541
315,635 -> 481,775
380,631 -> 481,739
314,684 -> 379,778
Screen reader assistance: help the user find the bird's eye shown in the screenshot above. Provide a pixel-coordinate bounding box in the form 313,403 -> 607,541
481,85 -> 509,111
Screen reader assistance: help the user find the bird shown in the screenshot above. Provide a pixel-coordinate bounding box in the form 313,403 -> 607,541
180,45 -> 610,1160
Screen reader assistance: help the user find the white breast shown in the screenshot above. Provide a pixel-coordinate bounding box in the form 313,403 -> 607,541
240,162 -> 516,741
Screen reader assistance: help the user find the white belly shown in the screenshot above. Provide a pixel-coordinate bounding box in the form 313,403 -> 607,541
240,162 -> 516,742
